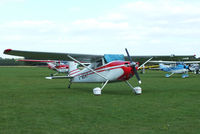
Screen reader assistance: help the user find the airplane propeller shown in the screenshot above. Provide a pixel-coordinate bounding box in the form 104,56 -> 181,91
125,48 -> 142,84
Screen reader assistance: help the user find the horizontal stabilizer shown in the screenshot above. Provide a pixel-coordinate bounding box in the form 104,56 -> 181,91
45,76 -> 73,79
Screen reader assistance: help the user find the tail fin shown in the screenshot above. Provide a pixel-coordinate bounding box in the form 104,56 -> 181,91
159,63 -> 169,72
159,63 -> 165,69
68,61 -> 80,76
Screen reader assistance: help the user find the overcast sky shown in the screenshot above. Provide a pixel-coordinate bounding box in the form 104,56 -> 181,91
1,0 -> 200,58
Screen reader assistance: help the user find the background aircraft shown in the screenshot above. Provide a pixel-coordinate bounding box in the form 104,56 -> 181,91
150,60 -> 200,78
17,59 -> 69,76
188,64 -> 200,74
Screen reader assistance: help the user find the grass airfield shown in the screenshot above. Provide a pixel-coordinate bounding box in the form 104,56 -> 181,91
0,67 -> 200,134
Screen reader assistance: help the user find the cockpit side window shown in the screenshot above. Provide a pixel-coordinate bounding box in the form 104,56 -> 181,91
55,61 -> 60,66
104,57 -> 108,64
96,59 -> 102,68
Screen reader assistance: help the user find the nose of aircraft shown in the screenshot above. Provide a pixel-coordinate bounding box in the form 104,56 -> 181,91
125,48 -> 141,84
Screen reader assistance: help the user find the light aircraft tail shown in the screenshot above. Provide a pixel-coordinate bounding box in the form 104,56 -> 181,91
159,63 -> 171,72
159,63 -> 166,70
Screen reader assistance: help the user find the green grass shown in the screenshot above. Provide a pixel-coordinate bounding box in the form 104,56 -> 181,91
0,67 -> 200,134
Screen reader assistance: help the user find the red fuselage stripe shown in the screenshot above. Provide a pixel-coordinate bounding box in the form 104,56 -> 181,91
73,65 -> 126,77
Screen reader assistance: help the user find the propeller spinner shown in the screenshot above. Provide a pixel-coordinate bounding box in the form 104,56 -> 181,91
125,48 -> 141,84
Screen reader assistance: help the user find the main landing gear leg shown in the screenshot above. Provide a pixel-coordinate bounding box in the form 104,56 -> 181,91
68,79 -> 72,88
101,80 -> 109,90
125,81 -> 142,95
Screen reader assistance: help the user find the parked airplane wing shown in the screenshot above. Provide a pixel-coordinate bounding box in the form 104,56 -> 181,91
45,76 -> 73,79
183,61 -> 200,64
149,60 -> 177,64
150,60 -> 200,64
17,59 -> 55,62
4,49 -> 196,63
4,49 -> 102,62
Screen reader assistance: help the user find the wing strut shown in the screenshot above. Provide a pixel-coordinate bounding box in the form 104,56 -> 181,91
138,57 -> 153,69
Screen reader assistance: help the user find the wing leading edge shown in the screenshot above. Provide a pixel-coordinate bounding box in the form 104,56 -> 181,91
150,60 -> 200,64
4,49 -> 196,62
4,49 -> 102,62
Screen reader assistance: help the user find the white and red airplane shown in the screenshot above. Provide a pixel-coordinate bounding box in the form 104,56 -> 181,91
17,59 -> 69,75
4,48 -> 152,95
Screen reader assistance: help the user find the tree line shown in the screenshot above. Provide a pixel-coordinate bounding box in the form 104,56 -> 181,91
0,58 -> 46,66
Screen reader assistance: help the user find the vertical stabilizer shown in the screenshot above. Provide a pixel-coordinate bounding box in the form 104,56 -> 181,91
159,63 -> 170,72
159,63 -> 165,70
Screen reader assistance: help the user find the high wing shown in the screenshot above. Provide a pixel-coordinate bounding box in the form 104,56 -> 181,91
182,61 -> 200,64
4,49 -> 196,63
4,49 -> 153,62
150,60 -> 200,64
4,49 -> 102,63
150,60 -> 177,64
17,59 -> 55,62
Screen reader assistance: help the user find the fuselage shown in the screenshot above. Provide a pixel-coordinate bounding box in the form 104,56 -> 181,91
70,61 -> 135,83
159,63 -> 188,74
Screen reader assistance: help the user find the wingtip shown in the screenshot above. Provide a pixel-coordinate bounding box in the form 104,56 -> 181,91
4,49 -> 12,54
